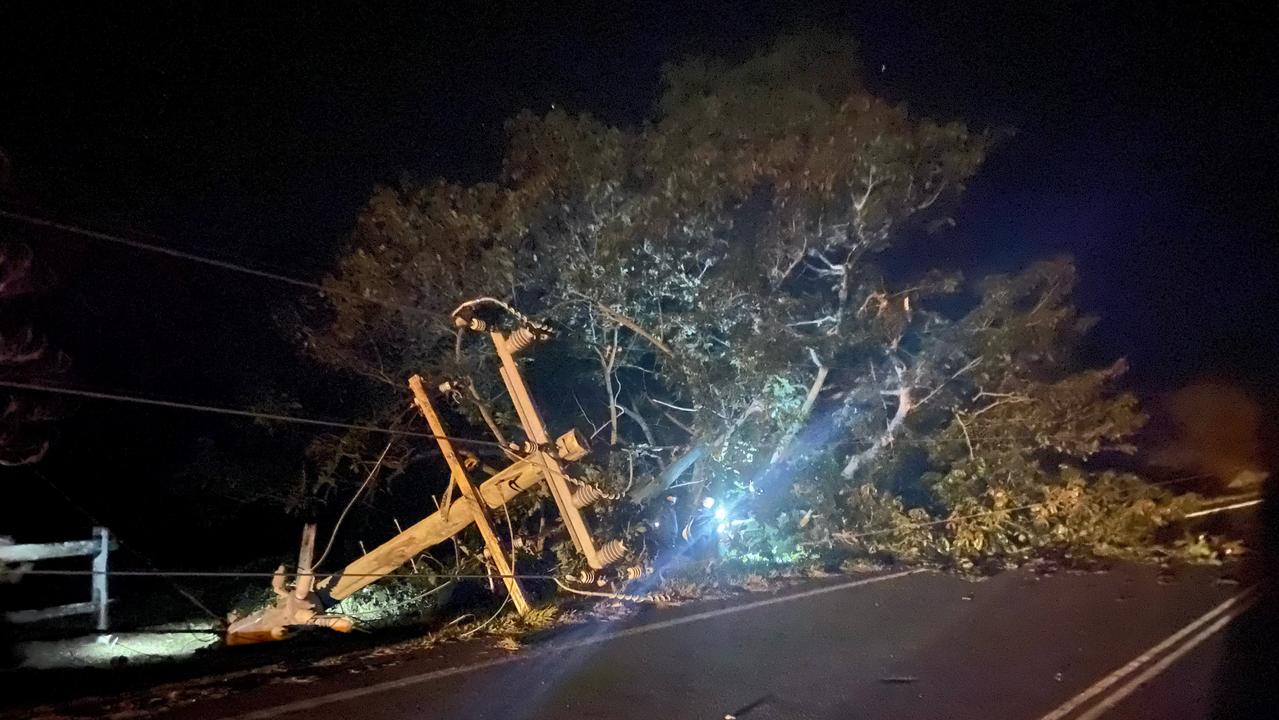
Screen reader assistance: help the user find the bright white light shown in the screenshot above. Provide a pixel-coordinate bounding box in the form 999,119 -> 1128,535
713,507 -> 728,521
716,522 -> 730,534
651,520 -> 661,528
702,497 -> 716,509
19,627 -> 218,669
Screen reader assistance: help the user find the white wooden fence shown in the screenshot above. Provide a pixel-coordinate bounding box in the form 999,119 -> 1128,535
1,527 -> 112,630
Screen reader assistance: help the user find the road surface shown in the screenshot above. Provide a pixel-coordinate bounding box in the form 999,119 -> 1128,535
111,560 -> 1268,720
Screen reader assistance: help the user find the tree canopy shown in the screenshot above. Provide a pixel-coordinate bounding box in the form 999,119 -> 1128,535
301,35 -> 1201,573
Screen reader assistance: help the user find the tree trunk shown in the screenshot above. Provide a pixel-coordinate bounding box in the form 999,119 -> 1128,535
617,403 -> 656,445
629,398 -> 763,503
841,387 -> 913,479
769,363 -> 830,464
597,325 -> 621,446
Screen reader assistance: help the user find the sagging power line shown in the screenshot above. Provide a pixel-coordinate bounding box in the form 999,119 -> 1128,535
831,474 -> 1210,543
18,569 -> 559,580
13,473 -> 1219,584
1,209 -> 1134,449
0,208 -> 424,316
0,379 -> 506,449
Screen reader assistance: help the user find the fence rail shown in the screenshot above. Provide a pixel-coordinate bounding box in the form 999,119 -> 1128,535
1,527 -> 113,630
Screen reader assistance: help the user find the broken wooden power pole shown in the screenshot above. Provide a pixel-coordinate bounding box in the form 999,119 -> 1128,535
228,455 -> 558,643
491,328 -> 612,569
226,304 -> 625,644
408,374 -> 532,615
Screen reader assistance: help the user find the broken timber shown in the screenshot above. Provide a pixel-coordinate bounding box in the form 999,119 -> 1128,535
316,451 -> 562,602
490,328 -> 609,569
226,303 -> 624,644
407,374 -> 531,615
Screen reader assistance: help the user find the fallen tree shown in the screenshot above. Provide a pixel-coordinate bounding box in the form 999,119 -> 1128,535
292,34 -> 1223,588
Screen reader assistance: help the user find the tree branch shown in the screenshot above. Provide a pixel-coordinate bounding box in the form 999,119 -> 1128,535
916,357 -> 981,409
616,403 -> 656,445
769,352 -> 829,464
841,383 -> 914,479
954,410 -> 975,461
464,379 -> 509,447
659,409 -> 694,435
571,291 -> 674,357
651,398 -> 698,413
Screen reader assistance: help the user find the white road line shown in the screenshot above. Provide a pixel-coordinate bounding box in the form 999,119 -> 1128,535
1076,592 -> 1256,720
1074,593 -> 1256,720
1036,588 -> 1256,720
222,568 -> 927,720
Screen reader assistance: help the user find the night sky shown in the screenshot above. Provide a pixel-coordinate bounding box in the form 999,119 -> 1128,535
1,2 -> 1276,564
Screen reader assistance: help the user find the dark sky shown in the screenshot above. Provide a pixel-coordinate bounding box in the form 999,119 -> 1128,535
1,2 -> 1276,558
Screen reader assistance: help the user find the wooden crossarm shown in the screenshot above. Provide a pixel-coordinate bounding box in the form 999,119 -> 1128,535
408,375 -> 531,614
317,458 -> 544,602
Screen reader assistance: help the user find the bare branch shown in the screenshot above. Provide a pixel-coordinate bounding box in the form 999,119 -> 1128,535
598,324 -> 621,446
914,180 -> 948,211
616,403 -> 656,445
916,357 -> 981,409
464,379 -> 508,447
842,383 -> 914,479
969,395 -> 1032,418
570,291 -> 674,357
787,315 -> 838,328
954,410 -> 975,461
770,353 -> 829,464
659,410 -> 694,435
650,398 -> 698,413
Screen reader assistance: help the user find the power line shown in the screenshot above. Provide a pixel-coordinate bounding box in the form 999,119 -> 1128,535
0,379 -> 505,449
17,569 -> 558,580
0,213 -> 1189,448
0,211 -> 1230,552
32,469 -> 222,621
0,209 -> 423,316
0,377 -> 1197,466
833,474 -> 1213,543
12,474 -> 1222,583
314,438 -> 396,570
0,212 -> 1167,448
1183,498 -> 1263,519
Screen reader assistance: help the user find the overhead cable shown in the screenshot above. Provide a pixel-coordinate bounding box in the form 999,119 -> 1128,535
0,379 -> 505,449
0,209 -> 423,315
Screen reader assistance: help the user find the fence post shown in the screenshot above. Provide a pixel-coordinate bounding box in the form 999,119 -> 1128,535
92,526 -> 110,631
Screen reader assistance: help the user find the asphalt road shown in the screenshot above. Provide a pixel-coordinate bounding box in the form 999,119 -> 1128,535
143,560 -> 1271,720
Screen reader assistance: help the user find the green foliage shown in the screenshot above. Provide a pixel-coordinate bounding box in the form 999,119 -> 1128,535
808,470 -> 1207,572
330,575 -> 453,629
